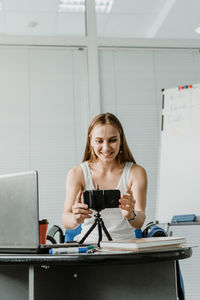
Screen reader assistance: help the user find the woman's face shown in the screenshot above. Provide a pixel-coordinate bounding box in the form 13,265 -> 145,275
90,124 -> 121,162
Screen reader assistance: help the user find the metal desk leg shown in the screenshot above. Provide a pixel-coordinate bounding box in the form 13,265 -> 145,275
29,265 -> 34,300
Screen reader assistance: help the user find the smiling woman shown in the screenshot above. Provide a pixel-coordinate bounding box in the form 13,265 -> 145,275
62,112 -> 147,242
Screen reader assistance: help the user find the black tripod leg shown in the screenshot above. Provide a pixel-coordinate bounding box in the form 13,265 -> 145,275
97,222 -> 102,247
79,220 -> 97,244
100,219 -> 112,241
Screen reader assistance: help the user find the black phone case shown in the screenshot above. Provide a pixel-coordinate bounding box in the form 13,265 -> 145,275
83,189 -> 120,209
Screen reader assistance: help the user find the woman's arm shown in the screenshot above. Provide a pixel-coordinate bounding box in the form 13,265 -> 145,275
129,164 -> 147,228
62,166 -> 92,229
120,164 -> 147,229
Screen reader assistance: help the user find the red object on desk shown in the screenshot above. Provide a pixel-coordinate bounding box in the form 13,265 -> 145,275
39,219 -> 49,244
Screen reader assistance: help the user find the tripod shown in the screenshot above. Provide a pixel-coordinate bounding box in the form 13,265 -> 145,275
79,210 -> 112,247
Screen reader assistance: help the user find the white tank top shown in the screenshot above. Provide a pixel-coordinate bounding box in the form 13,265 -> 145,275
75,161 -> 135,242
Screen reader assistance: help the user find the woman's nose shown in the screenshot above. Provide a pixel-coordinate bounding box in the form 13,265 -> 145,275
102,141 -> 110,150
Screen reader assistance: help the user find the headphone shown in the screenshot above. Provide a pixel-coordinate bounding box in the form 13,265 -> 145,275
142,222 -> 168,238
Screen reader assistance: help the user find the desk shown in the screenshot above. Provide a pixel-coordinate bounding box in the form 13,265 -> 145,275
0,247 -> 192,300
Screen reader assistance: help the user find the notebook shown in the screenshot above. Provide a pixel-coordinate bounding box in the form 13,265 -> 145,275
100,236 -> 186,251
0,170 -> 80,254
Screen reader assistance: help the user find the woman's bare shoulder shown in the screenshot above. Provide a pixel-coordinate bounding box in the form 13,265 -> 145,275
131,163 -> 146,173
67,165 -> 84,186
130,163 -> 147,182
68,164 -> 83,176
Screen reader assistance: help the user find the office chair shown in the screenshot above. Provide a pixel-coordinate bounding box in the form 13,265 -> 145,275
47,222 -> 166,242
47,224 -> 82,243
47,224 -> 142,243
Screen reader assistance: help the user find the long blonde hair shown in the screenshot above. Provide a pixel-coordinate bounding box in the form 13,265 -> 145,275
82,113 -> 136,164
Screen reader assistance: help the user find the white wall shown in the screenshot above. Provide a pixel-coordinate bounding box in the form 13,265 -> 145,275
1,45 -> 200,228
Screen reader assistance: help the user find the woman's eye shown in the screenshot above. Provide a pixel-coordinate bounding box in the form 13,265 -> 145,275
110,139 -> 117,143
96,140 -> 102,144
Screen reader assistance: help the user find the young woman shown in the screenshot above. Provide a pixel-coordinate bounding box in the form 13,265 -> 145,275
62,113 -> 147,241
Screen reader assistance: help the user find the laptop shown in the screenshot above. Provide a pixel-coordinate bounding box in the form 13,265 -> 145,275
0,170 -> 79,254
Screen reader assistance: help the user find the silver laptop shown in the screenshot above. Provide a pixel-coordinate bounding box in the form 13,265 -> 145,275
0,170 -> 41,253
0,170 -> 78,254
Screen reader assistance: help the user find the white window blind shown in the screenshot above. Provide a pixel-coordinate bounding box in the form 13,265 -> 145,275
0,47 -> 29,172
0,46 -> 89,228
99,48 -> 200,225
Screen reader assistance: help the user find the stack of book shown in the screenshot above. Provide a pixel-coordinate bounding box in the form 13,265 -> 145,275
100,236 -> 186,252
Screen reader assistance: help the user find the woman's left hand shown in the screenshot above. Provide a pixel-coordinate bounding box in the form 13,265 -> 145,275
119,188 -> 136,219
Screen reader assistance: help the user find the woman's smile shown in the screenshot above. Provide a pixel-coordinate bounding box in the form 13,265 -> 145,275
100,151 -> 114,158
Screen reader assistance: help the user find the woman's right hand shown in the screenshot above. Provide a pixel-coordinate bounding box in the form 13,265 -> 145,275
72,191 -> 92,224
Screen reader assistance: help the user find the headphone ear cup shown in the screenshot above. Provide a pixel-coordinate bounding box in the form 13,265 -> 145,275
142,222 -> 168,238
147,225 -> 168,237
142,222 -> 154,237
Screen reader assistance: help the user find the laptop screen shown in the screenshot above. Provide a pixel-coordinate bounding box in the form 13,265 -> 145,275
0,170 -> 39,250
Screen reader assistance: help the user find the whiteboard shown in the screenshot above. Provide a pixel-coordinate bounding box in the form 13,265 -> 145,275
156,83 -> 200,223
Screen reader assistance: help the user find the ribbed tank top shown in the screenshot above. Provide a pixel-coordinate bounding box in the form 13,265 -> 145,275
75,161 -> 135,242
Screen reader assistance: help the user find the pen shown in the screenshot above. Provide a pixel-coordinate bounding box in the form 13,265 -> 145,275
49,246 -> 94,254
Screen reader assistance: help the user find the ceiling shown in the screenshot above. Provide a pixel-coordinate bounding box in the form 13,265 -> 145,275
0,0 -> 199,39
